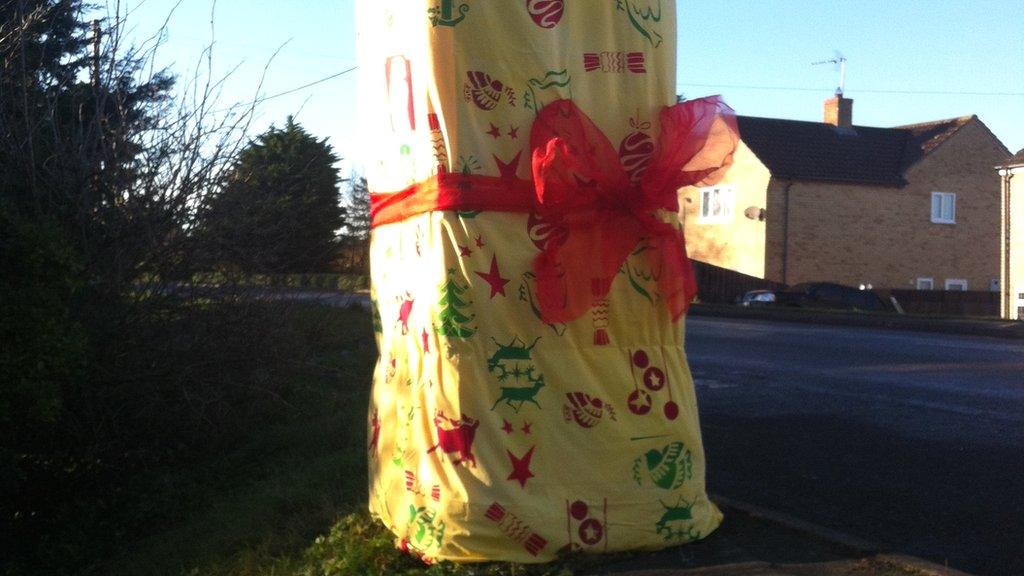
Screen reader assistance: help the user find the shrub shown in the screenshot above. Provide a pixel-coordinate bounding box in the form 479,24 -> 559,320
0,202 -> 85,457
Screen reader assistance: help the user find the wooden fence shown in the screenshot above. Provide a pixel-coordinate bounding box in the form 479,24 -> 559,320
692,260 -> 786,304
887,289 -> 999,317
692,259 -> 1000,317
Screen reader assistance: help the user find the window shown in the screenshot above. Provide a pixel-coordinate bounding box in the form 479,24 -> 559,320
931,192 -> 956,224
916,278 -> 934,290
699,185 -> 734,223
945,278 -> 968,291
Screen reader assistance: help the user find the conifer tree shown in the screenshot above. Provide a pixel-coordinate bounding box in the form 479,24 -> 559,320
201,117 -> 346,273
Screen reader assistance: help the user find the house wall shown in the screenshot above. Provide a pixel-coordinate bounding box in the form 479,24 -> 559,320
765,178 -> 905,287
766,120 -> 1005,291
898,119 -> 1004,291
764,179 -> 789,283
677,140 -> 770,279
1003,165 -> 1024,320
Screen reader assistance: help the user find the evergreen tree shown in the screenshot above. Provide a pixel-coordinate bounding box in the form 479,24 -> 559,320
201,117 -> 346,274
0,1 -> 89,117
1,1 -> 176,291
338,176 -> 370,274
343,176 -> 371,241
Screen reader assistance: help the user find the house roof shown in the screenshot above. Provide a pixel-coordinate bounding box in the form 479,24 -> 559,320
999,148 -> 1024,169
735,114 -> 977,187
895,116 -> 975,170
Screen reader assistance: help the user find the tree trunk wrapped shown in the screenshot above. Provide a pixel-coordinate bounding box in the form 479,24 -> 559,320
359,1 -> 737,563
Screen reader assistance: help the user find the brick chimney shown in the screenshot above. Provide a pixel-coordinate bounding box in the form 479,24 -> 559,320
824,93 -> 853,128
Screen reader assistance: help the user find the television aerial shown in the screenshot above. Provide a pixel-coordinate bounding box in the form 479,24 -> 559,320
812,52 -> 847,96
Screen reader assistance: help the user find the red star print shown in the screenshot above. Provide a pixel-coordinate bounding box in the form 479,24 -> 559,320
475,255 -> 510,298
501,419 -> 514,435
421,328 -> 430,353
494,150 -> 522,180
475,235 -> 485,247
506,446 -> 536,488
521,421 -> 532,435
458,245 -> 472,257
507,125 -> 519,139
486,123 -> 501,139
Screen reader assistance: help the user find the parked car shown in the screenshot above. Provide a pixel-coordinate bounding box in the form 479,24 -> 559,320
741,282 -> 898,312
739,289 -> 778,306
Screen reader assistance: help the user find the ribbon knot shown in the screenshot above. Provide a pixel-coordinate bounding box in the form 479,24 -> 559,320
530,97 -> 738,324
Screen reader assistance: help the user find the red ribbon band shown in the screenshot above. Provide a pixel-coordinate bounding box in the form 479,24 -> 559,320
370,96 -> 739,324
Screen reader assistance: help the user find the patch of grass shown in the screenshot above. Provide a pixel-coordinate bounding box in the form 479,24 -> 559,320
93,304 -> 376,576
111,414 -> 368,576
291,511 -> 588,576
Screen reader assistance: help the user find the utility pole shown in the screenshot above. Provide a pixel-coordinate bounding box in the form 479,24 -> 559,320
90,19 -> 103,205
91,19 -> 101,89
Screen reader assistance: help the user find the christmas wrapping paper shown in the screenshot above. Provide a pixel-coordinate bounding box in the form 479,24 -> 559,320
358,1 -> 731,563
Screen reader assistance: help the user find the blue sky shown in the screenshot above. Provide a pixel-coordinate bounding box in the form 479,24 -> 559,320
120,0 -> 1023,174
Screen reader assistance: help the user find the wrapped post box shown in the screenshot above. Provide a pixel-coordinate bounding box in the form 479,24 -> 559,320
358,1 -> 738,563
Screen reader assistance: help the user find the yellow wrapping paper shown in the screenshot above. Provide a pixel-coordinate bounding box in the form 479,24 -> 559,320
359,1 -> 721,563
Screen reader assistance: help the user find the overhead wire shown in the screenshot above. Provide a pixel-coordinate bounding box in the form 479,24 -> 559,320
270,71 -> 1024,104
681,82 -> 1024,98
256,65 -> 357,103
206,65 -> 358,115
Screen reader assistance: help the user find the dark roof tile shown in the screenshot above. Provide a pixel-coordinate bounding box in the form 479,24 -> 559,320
895,116 -> 974,169
1001,148 -> 1024,168
735,115 -> 978,187
736,116 -> 908,186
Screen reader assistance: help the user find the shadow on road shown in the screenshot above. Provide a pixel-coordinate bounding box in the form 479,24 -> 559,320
700,413 -> 1023,576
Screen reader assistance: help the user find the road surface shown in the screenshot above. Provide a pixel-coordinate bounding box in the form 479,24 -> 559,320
685,316 -> 1024,576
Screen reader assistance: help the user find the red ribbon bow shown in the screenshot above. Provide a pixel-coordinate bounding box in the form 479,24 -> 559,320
530,96 -> 739,324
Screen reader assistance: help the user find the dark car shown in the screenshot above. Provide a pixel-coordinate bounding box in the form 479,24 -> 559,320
741,282 -> 898,312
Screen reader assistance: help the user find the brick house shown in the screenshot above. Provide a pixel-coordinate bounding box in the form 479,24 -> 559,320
997,148 -> 1024,319
678,94 -> 1011,294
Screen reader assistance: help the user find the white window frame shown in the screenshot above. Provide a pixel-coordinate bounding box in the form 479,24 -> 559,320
916,277 -> 934,290
931,192 -> 956,224
699,185 -> 734,224
944,278 -> 968,291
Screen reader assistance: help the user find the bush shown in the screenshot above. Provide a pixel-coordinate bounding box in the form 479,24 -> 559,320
0,202 -> 85,460
6,300 -> 376,574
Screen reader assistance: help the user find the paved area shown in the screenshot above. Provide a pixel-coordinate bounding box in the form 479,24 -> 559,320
685,316 -> 1023,576
688,304 -> 1024,340
592,498 -> 972,576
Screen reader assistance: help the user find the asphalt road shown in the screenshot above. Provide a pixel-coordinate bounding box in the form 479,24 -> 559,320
685,316 -> 1024,576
